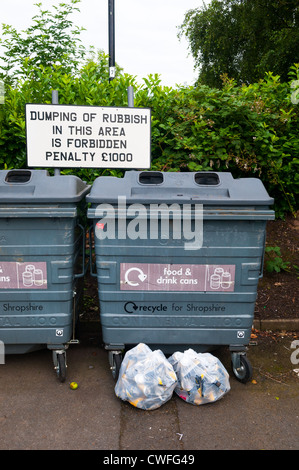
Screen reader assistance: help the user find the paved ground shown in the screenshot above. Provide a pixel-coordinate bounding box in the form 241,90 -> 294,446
0,325 -> 298,453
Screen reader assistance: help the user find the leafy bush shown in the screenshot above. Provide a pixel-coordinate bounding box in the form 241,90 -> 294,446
138,68 -> 299,217
265,246 -> 290,273
0,0 -> 86,82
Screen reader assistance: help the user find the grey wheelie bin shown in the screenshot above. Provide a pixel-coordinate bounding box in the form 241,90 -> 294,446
0,169 -> 90,381
87,171 -> 274,383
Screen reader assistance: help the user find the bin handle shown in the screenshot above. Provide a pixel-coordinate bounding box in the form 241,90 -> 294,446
259,232 -> 266,279
74,223 -> 88,279
88,225 -> 97,278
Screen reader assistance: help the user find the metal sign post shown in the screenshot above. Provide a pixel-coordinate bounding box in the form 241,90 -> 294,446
52,90 -> 61,175
108,1 -> 135,108
108,0 -> 115,82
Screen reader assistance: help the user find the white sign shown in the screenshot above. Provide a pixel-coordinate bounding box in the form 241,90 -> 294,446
25,104 -> 151,169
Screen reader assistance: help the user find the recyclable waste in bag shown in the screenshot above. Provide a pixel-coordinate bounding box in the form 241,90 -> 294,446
114,343 -> 177,410
169,349 -> 230,405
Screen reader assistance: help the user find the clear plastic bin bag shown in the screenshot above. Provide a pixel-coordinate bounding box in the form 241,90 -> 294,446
168,349 -> 230,405
115,343 -> 177,410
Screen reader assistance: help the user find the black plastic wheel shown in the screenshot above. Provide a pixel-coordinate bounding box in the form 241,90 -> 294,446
231,355 -> 253,383
56,353 -> 67,383
111,353 -> 122,381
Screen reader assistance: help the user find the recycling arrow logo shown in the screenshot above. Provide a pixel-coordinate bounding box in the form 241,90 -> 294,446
124,302 -> 139,314
124,267 -> 147,287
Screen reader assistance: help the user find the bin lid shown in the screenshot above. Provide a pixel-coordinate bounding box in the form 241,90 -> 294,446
86,171 -> 274,206
0,170 -> 90,203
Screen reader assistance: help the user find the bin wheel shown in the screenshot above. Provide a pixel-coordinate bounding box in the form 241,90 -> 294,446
56,352 -> 67,383
111,353 -> 122,381
231,355 -> 252,383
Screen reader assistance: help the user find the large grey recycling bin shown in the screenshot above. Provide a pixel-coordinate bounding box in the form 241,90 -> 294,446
0,169 -> 90,381
87,171 -> 275,383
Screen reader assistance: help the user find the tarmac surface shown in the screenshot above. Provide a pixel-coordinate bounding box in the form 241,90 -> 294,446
0,321 -> 298,454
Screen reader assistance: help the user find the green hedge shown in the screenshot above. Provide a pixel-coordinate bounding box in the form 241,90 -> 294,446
0,62 -> 298,217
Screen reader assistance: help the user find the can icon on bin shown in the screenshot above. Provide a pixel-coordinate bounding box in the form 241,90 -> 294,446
221,272 -> 232,289
22,264 -> 44,287
22,270 -> 34,287
209,267 -> 232,290
33,268 -> 43,286
210,273 -> 221,289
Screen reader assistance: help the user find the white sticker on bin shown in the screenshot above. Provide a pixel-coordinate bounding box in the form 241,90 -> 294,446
0,262 -> 47,289
120,263 -> 235,291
